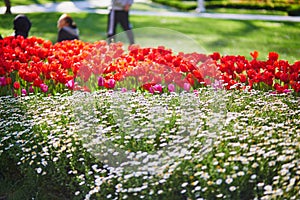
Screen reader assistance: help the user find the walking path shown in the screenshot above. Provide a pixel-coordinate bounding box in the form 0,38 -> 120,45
1,0 -> 300,22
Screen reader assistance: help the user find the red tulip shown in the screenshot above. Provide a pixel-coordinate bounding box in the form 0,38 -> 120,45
13,81 -> 20,90
250,51 -> 259,59
210,52 -> 220,60
268,52 -> 279,62
239,74 -> 247,83
279,73 -> 289,83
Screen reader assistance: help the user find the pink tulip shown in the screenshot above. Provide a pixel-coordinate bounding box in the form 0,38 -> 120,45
40,83 -> 48,93
21,88 -> 27,96
65,79 -> 74,90
183,82 -> 191,92
98,76 -> 105,87
0,77 -> 6,86
193,89 -> 199,96
107,79 -> 116,89
168,84 -> 175,93
149,87 -> 154,94
29,85 -> 34,93
283,89 -> 292,94
154,84 -> 163,93
150,84 -> 163,94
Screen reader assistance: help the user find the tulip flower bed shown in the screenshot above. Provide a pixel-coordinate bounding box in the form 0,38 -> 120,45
0,36 -> 300,199
1,36 -> 300,96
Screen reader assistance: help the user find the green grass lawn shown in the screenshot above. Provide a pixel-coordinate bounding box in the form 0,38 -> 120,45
1,12 -> 300,62
0,0 -> 81,7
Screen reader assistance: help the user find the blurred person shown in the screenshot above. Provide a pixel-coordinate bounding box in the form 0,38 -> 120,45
57,13 -> 79,42
13,14 -> 32,38
107,0 -> 134,45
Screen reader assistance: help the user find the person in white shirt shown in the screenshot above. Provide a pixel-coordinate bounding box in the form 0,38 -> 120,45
107,0 -> 134,45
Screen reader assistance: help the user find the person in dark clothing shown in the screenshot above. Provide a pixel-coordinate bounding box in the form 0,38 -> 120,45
57,13 -> 79,43
107,0 -> 134,45
13,14 -> 32,38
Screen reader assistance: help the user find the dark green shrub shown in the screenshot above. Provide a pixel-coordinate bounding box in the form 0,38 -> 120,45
151,0 -> 298,14
204,1 -> 289,11
152,0 -> 197,11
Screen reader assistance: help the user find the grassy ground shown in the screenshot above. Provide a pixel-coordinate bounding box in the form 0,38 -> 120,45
205,8 -> 288,16
0,0 -> 80,7
1,12 -> 300,62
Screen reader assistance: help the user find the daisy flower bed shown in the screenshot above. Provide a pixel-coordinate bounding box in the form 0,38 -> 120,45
0,36 -> 299,199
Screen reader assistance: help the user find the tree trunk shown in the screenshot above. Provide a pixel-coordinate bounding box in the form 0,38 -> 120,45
4,0 -> 12,14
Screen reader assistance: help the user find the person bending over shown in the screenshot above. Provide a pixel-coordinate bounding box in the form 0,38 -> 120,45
13,14 -> 32,38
